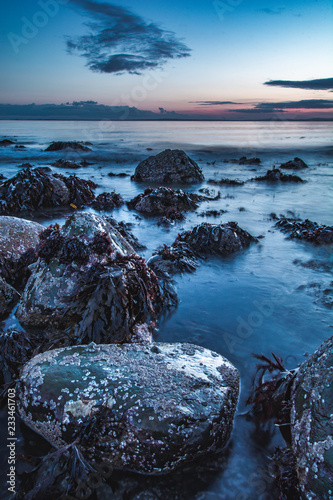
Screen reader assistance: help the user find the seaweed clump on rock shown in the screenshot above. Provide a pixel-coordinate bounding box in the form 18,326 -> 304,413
132,149 -> 204,184
127,186 -> 200,215
16,213 -> 176,344
276,217 -> 333,244
0,166 -> 97,215
149,222 -> 257,274
90,191 -> 124,211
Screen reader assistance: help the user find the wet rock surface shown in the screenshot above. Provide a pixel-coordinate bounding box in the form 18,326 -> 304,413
52,159 -> 85,169
90,192 -> 124,211
276,217 -> 333,244
132,149 -> 205,184
0,216 -> 43,287
253,168 -> 304,183
16,212 -> 175,343
149,222 -> 257,274
128,187 -> 199,215
45,141 -> 92,152
279,157 -> 308,170
0,277 -> 19,319
290,336 -> 333,499
0,166 -> 96,214
17,342 -> 239,474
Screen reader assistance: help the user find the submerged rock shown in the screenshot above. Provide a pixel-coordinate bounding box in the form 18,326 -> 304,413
17,342 -> 239,474
16,212 -> 175,343
0,277 -> 19,319
291,336 -> 333,499
149,222 -> 257,274
253,168 -> 304,183
132,149 -> 204,184
90,192 -> 124,211
0,216 -> 43,287
128,187 -> 199,215
45,141 -> 92,152
0,139 -> 15,147
279,157 -> 308,170
0,166 -> 96,215
276,217 -> 333,244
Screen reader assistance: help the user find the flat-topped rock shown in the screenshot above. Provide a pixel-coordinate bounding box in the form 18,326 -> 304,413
17,342 -> 239,474
132,149 -> 204,184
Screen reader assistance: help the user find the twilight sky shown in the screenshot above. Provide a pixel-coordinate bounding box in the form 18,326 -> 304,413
0,0 -> 332,120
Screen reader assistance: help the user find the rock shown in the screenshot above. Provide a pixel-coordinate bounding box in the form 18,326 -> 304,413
0,166 -> 96,214
17,342 -> 239,474
0,329 -> 35,384
0,216 -> 43,287
290,336 -> 333,499
253,168 -> 304,182
0,277 -> 19,319
276,217 -> 333,244
226,157 -> 261,165
52,159 -> 82,169
198,209 -> 227,217
128,187 -> 199,215
108,172 -> 129,178
106,217 -> 146,251
132,149 -> 204,184
45,141 -> 92,152
0,174 -> 6,181
158,208 -> 186,226
149,222 -> 256,274
16,212 -> 175,343
90,192 -> 124,211
280,157 -> 308,170
0,139 -> 15,147
208,178 -> 245,186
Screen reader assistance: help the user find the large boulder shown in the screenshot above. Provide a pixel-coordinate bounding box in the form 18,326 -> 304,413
132,149 -> 204,184
0,166 -> 96,215
16,212 -> 175,343
128,187 -> 199,215
0,277 -> 19,319
290,336 -> 333,499
17,342 -> 239,474
0,216 -> 43,287
280,157 -> 308,170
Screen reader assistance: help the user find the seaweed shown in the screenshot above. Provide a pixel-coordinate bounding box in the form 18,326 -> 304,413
276,217 -> 333,244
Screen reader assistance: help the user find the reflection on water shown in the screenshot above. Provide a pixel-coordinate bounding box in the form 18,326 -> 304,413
0,121 -> 332,499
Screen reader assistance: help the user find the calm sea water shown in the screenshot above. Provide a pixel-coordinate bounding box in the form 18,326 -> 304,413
0,120 -> 332,499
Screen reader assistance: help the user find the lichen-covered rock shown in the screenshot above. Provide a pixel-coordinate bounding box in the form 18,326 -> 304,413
276,217 -> 333,244
149,222 -> 257,275
0,277 -> 19,319
0,216 -> 43,287
290,336 -> 333,499
17,342 -> 239,474
127,187 -> 199,215
45,141 -> 92,152
16,212 -> 175,343
90,192 -> 124,211
280,157 -> 308,170
132,149 -> 204,184
0,167 -> 96,215
253,168 -> 304,183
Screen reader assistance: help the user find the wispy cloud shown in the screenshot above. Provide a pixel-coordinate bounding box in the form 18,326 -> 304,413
66,0 -> 191,75
229,99 -> 333,113
257,8 -> 285,15
190,101 -> 241,106
264,78 -> 333,91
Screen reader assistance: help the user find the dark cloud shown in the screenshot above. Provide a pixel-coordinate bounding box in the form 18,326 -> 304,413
67,0 -> 191,75
230,108 -> 286,114
257,99 -> 333,109
190,101 -> 240,106
264,78 -> 333,91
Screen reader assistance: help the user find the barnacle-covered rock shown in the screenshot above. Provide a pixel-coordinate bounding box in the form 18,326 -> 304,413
0,277 -> 19,319
0,166 -> 96,215
290,336 -> 333,499
16,212 -> 175,343
132,149 -> 204,184
253,168 -> 304,183
276,217 -> 333,244
17,342 -> 239,474
0,216 -> 43,287
45,141 -> 92,152
279,157 -> 308,170
128,187 -> 199,215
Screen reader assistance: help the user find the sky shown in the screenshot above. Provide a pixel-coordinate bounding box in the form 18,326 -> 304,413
0,0 -> 332,120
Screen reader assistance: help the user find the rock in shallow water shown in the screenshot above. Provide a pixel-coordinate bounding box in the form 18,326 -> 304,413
291,336 -> 333,499
128,187 -> 199,215
17,342 -> 239,474
132,149 -> 205,184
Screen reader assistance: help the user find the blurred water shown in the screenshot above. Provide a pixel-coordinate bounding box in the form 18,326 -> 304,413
0,121 -> 332,499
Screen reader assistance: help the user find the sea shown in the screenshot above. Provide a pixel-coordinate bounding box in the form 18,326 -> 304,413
0,120 -> 332,499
